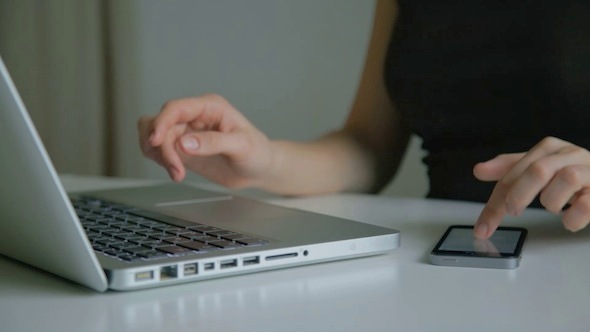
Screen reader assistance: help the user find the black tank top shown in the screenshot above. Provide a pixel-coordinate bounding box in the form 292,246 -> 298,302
385,0 -> 590,204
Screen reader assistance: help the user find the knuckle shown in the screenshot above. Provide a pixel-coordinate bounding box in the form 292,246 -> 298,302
564,195 -> 590,231
504,191 -> 520,207
561,145 -> 589,160
496,153 -> 512,160
539,191 -> 561,214
160,99 -> 178,112
575,195 -> 590,215
567,145 -> 587,155
538,136 -> 561,149
557,166 -> 583,186
539,195 -> 556,213
497,176 -> 514,190
202,93 -> 225,103
526,160 -> 552,182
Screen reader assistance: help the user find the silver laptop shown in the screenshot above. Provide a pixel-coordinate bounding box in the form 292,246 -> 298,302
0,56 -> 399,292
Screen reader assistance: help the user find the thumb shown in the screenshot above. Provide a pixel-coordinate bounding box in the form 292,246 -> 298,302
473,153 -> 524,182
177,131 -> 247,158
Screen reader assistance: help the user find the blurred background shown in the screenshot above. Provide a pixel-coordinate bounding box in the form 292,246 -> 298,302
0,0 -> 427,197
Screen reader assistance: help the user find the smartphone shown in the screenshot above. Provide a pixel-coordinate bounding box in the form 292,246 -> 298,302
429,225 -> 527,269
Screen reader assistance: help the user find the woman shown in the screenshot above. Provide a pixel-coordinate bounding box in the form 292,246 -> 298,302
138,0 -> 590,239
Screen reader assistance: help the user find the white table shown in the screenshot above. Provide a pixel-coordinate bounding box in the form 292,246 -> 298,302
1,175 -> 589,332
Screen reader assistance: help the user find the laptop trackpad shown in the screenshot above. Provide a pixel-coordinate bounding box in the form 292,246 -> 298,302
83,183 -> 231,208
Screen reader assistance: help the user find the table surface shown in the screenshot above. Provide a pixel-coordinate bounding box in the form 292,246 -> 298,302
1,175 -> 589,332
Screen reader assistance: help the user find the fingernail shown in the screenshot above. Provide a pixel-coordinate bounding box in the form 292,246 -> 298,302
474,222 -> 488,238
181,136 -> 199,151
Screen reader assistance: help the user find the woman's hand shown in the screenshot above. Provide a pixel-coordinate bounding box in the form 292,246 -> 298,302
137,94 -> 274,189
473,137 -> 590,239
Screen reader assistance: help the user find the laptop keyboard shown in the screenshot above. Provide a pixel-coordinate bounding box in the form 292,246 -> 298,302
72,196 -> 269,262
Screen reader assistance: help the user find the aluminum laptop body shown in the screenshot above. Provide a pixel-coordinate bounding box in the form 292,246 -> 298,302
0,56 -> 399,292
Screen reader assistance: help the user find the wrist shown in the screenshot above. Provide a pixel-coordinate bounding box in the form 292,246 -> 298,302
253,141 -> 288,193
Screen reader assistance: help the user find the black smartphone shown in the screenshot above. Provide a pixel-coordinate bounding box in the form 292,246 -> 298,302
429,225 -> 528,269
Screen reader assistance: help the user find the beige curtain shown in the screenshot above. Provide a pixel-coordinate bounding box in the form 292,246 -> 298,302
0,0 -> 112,176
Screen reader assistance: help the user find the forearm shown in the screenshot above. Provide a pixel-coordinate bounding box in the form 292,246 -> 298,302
255,0 -> 405,196
256,130 -> 376,196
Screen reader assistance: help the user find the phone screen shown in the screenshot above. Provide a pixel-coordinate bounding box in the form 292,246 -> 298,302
433,225 -> 527,257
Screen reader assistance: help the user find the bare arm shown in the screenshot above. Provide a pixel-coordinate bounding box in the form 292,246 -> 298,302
138,0 -> 409,196
260,0 -> 410,195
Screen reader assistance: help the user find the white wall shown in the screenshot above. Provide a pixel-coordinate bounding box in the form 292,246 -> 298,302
109,0 -> 428,197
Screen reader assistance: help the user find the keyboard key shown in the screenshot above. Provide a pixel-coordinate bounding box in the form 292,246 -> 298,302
124,246 -> 155,255
220,233 -> 249,240
235,238 -> 269,246
208,240 -> 244,250
92,244 -> 109,252
206,230 -> 236,237
186,225 -> 218,232
130,209 -> 203,228
195,235 -> 221,243
117,253 -> 143,262
120,225 -> 148,233
102,248 -> 122,256
178,241 -> 218,252
156,245 -> 193,255
138,230 -> 167,237
96,238 -> 125,246
110,242 -> 141,251
137,240 -> 165,248
137,251 -> 168,260
154,225 -> 183,232
162,236 -> 191,244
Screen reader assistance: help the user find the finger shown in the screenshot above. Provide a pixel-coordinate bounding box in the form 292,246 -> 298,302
178,131 -> 248,159
484,138 -> 573,214
137,115 -> 155,157
540,165 -> 590,214
159,129 -> 187,182
474,182 -> 510,239
150,98 -> 204,146
151,94 -> 239,146
473,239 -> 500,256
473,153 -> 524,182
499,137 -> 570,183
161,150 -> 185,182
561,192 -> 590,232
474,138 -> 579,239
506,146 -> 590,215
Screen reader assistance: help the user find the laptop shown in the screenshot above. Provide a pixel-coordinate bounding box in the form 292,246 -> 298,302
0,55 -> 399,292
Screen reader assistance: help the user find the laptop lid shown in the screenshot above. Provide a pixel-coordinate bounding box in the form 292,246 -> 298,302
0,56 -> 108,291
0,55 -> 399,291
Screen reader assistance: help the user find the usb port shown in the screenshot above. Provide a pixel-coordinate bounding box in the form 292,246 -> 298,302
220,258 -> 238,269
183,263 -> 198,276
242,256 -> 260,266
203,262 -> 215,271
135,271 -> 154,282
